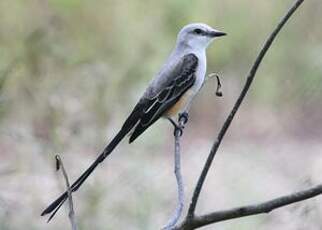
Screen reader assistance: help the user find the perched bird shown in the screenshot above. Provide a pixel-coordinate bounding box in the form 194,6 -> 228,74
41,23 -> 226,220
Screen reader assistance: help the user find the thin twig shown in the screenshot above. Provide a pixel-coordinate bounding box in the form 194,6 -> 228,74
163,117 -> 186,229
205,73 -> 223,97
55,155 -> 78,230
186,0 -> 305,220
175,183 -> 322,229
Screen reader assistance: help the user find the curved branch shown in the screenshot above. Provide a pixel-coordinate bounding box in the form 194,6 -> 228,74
176,183 -> 322,229
186,0 -> 305,219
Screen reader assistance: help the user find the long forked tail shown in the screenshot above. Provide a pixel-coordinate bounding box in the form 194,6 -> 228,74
41,128 -> 129,221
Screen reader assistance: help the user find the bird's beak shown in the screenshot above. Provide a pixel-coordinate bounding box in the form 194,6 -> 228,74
208,30 -> 227,38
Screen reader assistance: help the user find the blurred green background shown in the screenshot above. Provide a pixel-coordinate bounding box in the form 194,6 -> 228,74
0,0 -> 321,229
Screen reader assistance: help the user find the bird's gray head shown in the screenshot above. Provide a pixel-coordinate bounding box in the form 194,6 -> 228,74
176,23 -> 226,51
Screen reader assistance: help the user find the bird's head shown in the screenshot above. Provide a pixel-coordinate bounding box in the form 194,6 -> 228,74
176,23 -> 226,51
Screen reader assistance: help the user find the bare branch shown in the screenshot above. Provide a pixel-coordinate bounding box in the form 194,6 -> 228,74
186,0 -> 305,220
175,183 -> 322,229
163,116 -> 187,229
54,155 -> 78,230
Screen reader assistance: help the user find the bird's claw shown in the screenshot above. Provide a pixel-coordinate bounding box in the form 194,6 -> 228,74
179,112 -> 189,125
175,112 -> 189,136
174,125 -> 184,137
168,118 -> 184,137
168,112 -> 189,137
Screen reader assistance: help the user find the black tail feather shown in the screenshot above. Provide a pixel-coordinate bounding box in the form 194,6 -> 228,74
41,129 -> 128,219
42,94 -> 146,220
47,198 -> 66,222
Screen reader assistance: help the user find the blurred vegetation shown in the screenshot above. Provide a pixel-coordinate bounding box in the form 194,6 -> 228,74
0,0 -> 321,229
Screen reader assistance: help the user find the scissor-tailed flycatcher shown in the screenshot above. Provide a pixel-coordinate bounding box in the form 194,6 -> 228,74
42,23 -> 226,220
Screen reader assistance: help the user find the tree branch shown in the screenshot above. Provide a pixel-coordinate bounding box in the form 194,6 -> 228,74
175,183 -> 322,229
186,0 -> 305,220
163,116 -> 187,229
54,155 -> 78,230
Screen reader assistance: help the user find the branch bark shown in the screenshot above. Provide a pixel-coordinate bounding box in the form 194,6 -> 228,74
163,116 -> 187,229
186,0 -> 305,221
54,155 -> 78,230
176,183 -> 322,229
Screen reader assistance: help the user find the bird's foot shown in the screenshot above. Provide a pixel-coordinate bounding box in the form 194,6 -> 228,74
178,112 -> 189,125
168,112 -> 189,137
168,118 -> 184,137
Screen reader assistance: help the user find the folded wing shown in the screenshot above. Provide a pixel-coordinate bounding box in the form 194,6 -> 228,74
128,53 -> 198,143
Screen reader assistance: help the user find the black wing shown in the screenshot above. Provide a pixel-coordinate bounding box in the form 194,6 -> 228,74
128,53 -> 198,143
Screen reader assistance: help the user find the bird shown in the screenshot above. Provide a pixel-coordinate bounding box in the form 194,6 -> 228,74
41,23 -> 226,220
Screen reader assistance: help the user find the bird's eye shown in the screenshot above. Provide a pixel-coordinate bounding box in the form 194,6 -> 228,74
193,29 -> 203,35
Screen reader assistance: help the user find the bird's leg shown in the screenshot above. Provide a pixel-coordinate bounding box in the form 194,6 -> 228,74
167,118 -> 183,137
167,112 -> 189,136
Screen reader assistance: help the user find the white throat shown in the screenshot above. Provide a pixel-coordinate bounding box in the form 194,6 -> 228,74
175,41 -> 207,59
